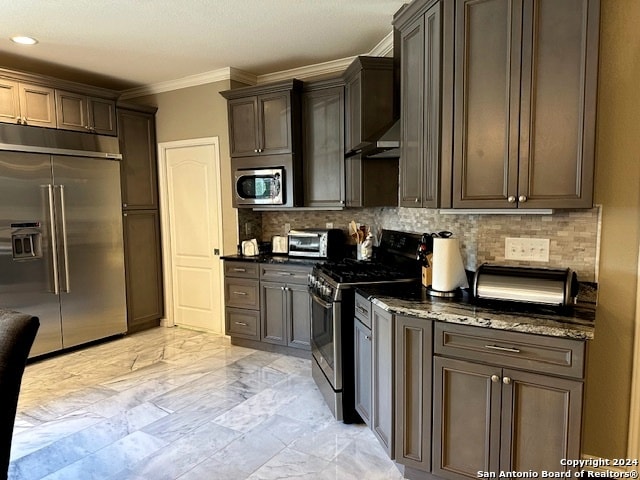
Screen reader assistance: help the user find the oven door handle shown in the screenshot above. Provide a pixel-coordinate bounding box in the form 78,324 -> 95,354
310,291 -> 333,309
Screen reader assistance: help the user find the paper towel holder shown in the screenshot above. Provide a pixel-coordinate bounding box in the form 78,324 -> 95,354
426,286 -> 461,298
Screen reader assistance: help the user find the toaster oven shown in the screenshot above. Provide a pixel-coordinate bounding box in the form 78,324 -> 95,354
287,229 -> 344,258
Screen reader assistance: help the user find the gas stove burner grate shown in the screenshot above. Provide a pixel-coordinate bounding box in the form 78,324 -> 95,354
317,259 -> 418,285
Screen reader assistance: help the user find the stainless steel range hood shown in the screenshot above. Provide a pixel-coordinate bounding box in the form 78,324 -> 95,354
349,120 -> 400,159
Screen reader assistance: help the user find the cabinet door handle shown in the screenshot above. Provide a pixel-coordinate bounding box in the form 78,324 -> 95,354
232,291 -> 248,296
507,196 -> 516,203
365,335 -> 371,341
491,375 -> 500,383
234,321 -> 248,326
356,305 -> 369,316
503,377 -> 512,385
485,344 -> 521,354
518,195 -> 528,203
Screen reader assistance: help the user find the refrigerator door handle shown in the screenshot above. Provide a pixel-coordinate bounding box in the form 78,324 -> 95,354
46,184 -> 60,295
58,185 -> 71,293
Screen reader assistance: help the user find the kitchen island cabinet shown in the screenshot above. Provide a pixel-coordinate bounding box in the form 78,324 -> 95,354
356,283 -> 594,480
451,0 -> 599,209
432,323 -> 584,479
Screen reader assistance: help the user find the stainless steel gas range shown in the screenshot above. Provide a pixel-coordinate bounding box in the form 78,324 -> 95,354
308,230 -> 422,423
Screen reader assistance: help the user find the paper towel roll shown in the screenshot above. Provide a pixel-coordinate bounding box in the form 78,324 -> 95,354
431,237 -> 469,292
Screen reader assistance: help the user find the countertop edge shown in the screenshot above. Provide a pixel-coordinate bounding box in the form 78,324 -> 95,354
370,296 -> 595,341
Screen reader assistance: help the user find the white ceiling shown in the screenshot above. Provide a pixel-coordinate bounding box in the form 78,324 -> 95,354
0,0 -> 406,92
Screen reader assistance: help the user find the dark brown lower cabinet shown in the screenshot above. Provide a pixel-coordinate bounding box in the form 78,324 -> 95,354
354,317 -> 372,426
394,316 -> 433,478
432,356 -> 583,480
260,264 -> 312,350
371,305 -> 395,459
122,209 -> 164,333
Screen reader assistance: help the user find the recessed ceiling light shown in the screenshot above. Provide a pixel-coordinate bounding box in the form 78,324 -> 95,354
10,36 -> 38,45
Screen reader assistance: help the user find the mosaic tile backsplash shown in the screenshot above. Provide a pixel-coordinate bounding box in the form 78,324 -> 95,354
239,206 -> 601,282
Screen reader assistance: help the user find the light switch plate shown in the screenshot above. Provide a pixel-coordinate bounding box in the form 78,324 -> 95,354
326,222 -> 334,229
505,237 -> 550,262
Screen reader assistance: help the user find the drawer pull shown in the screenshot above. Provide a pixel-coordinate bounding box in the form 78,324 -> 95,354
356,305 -> 369,315
234,321 -> 248,326
233,268 -> 247,272
485,344 -> 521,354
232,291 -> 248,296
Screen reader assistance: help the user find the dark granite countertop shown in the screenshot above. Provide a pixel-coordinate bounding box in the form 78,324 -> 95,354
357,283 -> 596,340
221,254 -> 321,267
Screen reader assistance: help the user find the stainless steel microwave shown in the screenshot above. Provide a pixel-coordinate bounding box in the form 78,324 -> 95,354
234,167 -> 285,206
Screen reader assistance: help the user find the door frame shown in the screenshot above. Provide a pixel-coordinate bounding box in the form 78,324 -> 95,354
157,137 -> 224,330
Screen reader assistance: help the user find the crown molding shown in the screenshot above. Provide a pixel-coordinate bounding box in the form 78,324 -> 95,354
368,30 -> 394,57
119,29 -> 394,98
256,56 -> 356,84
119,67 -> 256,99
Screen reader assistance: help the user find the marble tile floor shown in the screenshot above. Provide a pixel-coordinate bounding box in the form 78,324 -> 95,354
9,327 -> 404,480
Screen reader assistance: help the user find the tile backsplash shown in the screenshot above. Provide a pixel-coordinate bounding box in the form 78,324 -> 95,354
237,206 -> 601,282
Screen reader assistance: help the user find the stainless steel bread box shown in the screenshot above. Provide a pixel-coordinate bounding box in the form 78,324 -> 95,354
473,264 -> 578,306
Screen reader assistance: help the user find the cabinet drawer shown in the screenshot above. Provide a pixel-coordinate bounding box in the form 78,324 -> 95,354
434,323 -> 586,379
260,264 -> 311,284
224,262 -> 259,279
224,278 -> 259,309
354,292 -> 372,328
226,308 -> 259,340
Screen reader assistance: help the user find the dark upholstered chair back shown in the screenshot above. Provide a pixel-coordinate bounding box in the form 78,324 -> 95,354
0,311 -> 39,480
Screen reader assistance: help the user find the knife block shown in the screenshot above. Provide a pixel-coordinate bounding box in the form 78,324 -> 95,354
421,253 -> 433,287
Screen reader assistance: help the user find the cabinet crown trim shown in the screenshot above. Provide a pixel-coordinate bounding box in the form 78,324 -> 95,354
220,79 -> 303,100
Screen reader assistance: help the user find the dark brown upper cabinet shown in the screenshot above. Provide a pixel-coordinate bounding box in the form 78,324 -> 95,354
0,78 -> 56,128
56,90 -> 117,136
343,57 -> 395,154
302,78 -> 345,208
395,0 -> 453,208
117,105 -> 159,210
221,80 -> 302,158
452,0 -> 600,209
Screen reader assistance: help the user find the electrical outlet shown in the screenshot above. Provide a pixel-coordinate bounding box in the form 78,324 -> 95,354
505,237 -> 550,262
326,222 -> 334,229
284,223 -> 291,233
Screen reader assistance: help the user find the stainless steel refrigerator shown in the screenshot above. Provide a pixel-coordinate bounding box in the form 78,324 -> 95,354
0,125 -> 127,357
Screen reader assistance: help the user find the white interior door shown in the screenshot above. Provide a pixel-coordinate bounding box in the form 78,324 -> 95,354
159,138 -> 224,333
